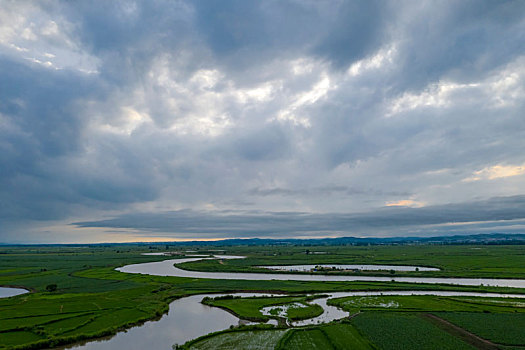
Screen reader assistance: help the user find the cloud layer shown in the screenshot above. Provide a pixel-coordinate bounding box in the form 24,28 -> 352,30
73,195 -> 525,239
1,1 -> 525,242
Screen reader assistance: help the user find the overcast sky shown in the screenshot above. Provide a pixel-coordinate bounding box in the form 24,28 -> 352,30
1,0 -> 525,243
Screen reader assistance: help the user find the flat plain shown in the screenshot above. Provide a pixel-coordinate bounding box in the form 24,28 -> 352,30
1,244 -> 525,349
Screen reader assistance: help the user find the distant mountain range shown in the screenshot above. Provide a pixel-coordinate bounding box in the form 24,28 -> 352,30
2,233 -> 525,246
158,233 -> 525,246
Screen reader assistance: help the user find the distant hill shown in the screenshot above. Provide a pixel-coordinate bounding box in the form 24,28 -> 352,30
157,233 -> 525,246
3,233 -> 524,246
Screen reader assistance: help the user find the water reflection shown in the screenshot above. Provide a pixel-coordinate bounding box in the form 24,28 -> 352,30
65,293 -> 273,350
118,256 -> 525,288
260,264 -> 440,272
67,290 -> 525,350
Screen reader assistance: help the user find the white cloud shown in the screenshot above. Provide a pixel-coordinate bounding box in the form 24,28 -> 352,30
2,0 -> 525,241
347,45 -> 397,77
0,2 -> 99,73
464,163 -> 525,182
388,81 -> 480,116
387,56 -> 525,116
98,107 -> 152,135
486,58 -> 525,108
275,73 -> 334,127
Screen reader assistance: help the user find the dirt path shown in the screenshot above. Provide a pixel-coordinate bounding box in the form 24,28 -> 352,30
422,313 -> 500,350
348,311 -> 361,320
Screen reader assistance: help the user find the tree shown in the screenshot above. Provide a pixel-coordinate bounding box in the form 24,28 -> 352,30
46,284 -> 57,292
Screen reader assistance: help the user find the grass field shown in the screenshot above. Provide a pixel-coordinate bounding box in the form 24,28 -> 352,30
319,323 -> 373,350
202,295 -> 309,321
188,329 -> 287,350
437,312 -> 525,346
185,322 -> 374,349
328,295 -> 525,314
286,302 -> 324,321
328,295 -> 525,347
1,244 -> 525,349
352,312 -> 475,349
177,244 -> 525,279
203,295 -> 324,322
282,329 -> 333,349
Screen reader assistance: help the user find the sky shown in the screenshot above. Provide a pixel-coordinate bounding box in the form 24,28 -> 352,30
1,0 -> 525,243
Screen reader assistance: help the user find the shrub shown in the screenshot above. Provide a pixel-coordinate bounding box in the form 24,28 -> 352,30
45,284 -> 57,292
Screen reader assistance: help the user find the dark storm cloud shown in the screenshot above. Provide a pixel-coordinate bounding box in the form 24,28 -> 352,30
390,0 -> 525,91
248,186 -> 410,197
0,56 -> 101,220
313,0 -> 389,68
73,195 -> 525,238
1,1 -> 524,242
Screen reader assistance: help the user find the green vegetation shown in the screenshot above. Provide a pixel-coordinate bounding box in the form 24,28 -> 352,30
286,302 -> 323,321
177,245 -> 525,279
352,312 -> 475,349
186,322 -> 374,350
328,295 -> 525,314
277,323 -> 374,350
188,329 -> 287,350
320,323 -> 373,350
1,244 -> 525,349
438,312 -> 525,346
202,295 -> 323,322
202,295 -> 305,322
326,295 -> 525,348
281,329 -> 333,349
0,247 -> 179,349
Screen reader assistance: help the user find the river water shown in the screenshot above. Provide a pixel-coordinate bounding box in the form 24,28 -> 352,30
260,264 -> 440,272
0,287 -> 28,298
65,292 -> 274,350
117,256 -> 525,288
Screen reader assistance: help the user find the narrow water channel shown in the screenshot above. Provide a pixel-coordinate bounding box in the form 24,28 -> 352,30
0,287 -> 28,298
117,255 -> 525,288
260,264 -> 440,272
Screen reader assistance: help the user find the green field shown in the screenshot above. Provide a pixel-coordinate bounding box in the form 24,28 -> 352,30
188,329 -> 287,350
286,302 -> 324,321
437,312 -> 525,346
177,245 -> 525,279
1,244 -> 525,349
319,323 -> 373,350
328,295 -> 525,314
281,329 -> 334,349
202,295 -> 323,322
185,322 -> 376,349
352,312 -> 475,350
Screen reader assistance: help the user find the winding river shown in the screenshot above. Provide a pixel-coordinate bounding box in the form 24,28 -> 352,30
63,254 -> 525,349
117,255 -> 525,288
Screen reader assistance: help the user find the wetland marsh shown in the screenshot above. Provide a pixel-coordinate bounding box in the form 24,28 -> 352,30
1,244 -> 525,349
